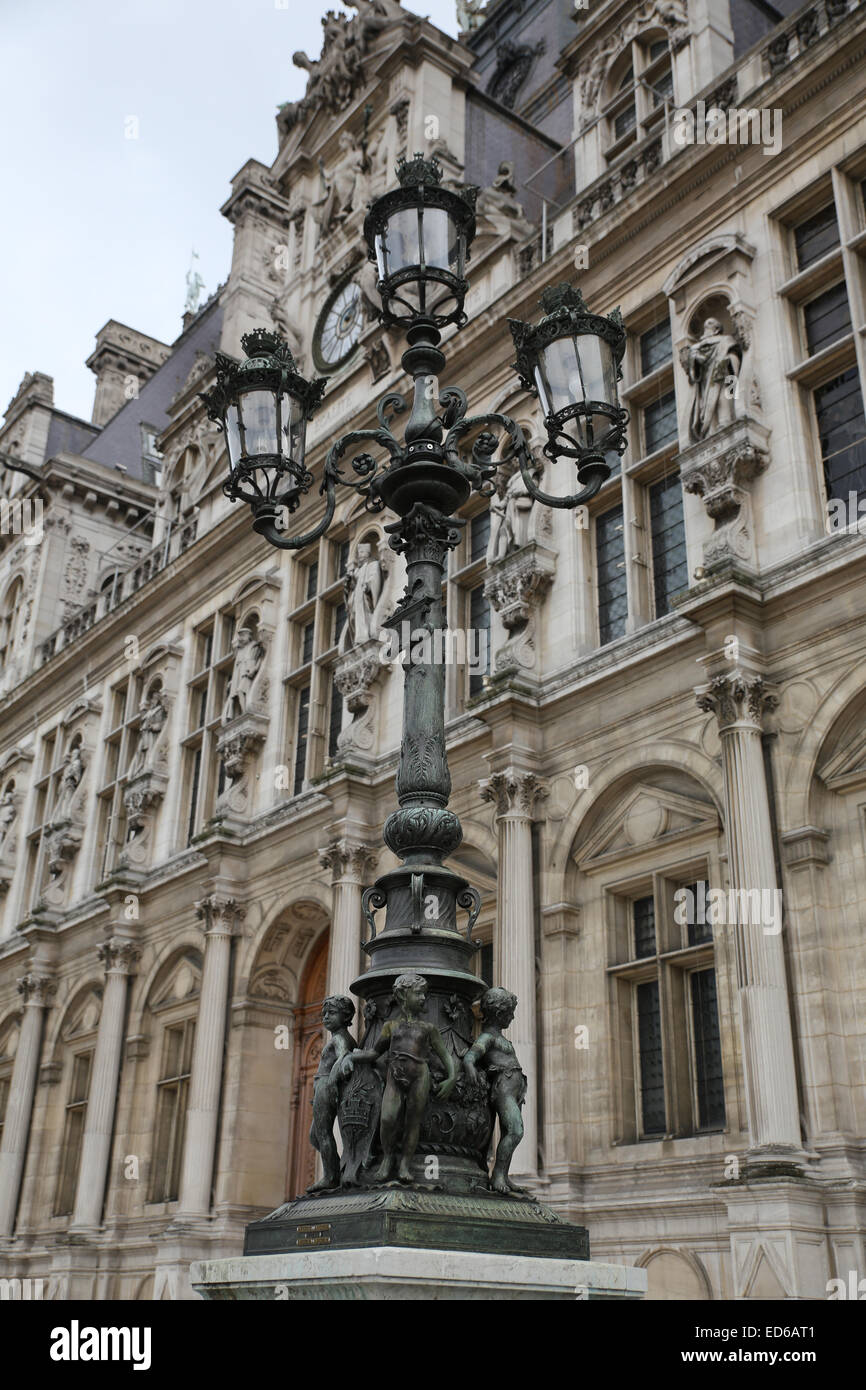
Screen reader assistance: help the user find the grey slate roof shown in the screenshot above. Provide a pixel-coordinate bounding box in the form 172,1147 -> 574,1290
45,411 -> 99,460
82,294 -> 224,482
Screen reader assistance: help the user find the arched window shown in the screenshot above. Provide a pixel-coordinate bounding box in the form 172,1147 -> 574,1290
0,577 -> 24,670
604,33 -> 674,159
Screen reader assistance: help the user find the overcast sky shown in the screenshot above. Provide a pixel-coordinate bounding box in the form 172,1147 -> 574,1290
0,0 -> 460,424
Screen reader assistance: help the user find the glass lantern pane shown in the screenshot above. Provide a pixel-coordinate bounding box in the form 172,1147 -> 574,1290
387,207 -> 421,270
374,231 -> 388,281
421,207 -> 450,270
225,405 -> 242,467
280,392 -> 306,464
239,389 -> 278,457
573,334 -> 617,405
539,337 -> 580,414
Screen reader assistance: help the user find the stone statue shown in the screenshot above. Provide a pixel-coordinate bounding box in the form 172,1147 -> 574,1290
457,0 -> 488,33
462,987 -> 527,1194
476,161 -> 534,240
343,542 -> 383,648
55,743 -> 84,818
487,461 -> 539,562
222,626 -> 265,724
343,972 -> 457,1184
184,252 -> 205,316
129,686 -> 168,776
685,316 -> 743,442
316,130 -> 365,236
307,995 -> 359,1193
0,786 -> 16,852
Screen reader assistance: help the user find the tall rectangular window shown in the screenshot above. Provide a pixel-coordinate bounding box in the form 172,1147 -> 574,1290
794,204 -> 840,271
293,686 -> 310,794
643,390 -> 678,454
815,369 -> 866,501
804,283 -> 852,357
183,614 -> 236,842
328,680 -> 343,759
633,895 -> 656,958
691,969 -> 725,1130
305,561 -> 319,601
649,474 -> 688,617
596,506 -> 627,645
149,1021 -> 195,1204
470,511 -> 490,563
0,1073 -> 9,1147
640,319 -> 672,376
468,587 -> 490,697
54,1051 -> 92,1216
637,981 -> 665,1135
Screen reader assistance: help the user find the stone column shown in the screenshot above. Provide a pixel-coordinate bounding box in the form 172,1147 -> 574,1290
175,895 -> 244,1219
319,839 -> 378,1000
0,972 -> 55,1237
479,767 -> 547,1178
70,939 -> 139,1232
696,670 -> 801,1154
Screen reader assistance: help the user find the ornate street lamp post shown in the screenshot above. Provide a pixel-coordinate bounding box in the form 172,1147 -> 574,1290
202,154 -> 628,1258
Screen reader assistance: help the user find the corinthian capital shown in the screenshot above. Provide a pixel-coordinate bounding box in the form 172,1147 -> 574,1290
17,973 -> 57,1007
98,938 -> 141,975
696,670 -> 778,732
319,838 -> 378,883
479,766 -> 548,819
194,893 -> 245,937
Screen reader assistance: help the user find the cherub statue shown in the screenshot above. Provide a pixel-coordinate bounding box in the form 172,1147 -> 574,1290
222,626 -> 265,724
456,0 -> 488,33
343,972 -> 457,1184
462,987 -> 527,1194
307,995 -> 358,1193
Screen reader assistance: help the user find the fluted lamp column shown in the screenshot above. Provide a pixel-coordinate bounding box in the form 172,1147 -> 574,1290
0,973 -> 56,1237
479,767 -> 547,1179
70,939 -> 139,1232
175,895 -> 244,1219
696,670 -> 801,1155
319,839 -> 378,999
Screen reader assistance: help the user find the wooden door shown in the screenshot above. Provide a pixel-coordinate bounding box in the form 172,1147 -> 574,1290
286,930 -> 329,1199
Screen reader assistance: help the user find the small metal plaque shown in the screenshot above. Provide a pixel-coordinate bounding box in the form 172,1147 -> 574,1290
296,1223 -> 332,1248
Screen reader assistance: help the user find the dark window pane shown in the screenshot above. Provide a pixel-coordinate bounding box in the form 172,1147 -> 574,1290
302,621 -> 315,666
637,980 -> 665,1135
640,319 -> 672,375
306,561 -> 319,600
596,505 -> 627,645
652,66 -> 673,105
644,390 -> 678,454
328,681 -> 343,758
804,282 -> 851,357
633,895 -> 656,958
338,540 -> 350,576
334,603 -> 346,645
648,39 -> 668,61
681,879 -> 713,945
649,474 -> 688,617
469,587 -> 490,697
794,204 -> 840,271
293,686 -> 310,795
615,102 -> 637,140
815,369 -> 866,501
186,748 -> 201,844
470,511 -> 490,563
480,942 -> 494,987
691,969 -> 725,1129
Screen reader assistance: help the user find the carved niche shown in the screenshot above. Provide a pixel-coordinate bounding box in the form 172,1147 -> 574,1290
332,533 -> 393,765
0,744 -> 33,894
482,453 -> 555,683
118,643 -> 182,871
39,698 -> 101,907
212,574 -> 280,825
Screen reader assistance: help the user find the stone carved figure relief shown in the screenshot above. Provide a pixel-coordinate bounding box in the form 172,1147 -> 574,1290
41,732 -> 90,901
214,616 -> 270,821
486,458 -> 543,563
0,779 -> 20,891
278,1 -> 405,138
682,315 -> 743,442
476,161 -> 535,242
333,537 -> 393,761
483,454 -> 554,680
222,624 -> 266,725
121,679 -> 173,862
129,683 -> 169,777
315,131 -> 365,238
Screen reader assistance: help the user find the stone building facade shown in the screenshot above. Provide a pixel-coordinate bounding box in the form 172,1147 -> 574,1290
0,0 -> 865,1300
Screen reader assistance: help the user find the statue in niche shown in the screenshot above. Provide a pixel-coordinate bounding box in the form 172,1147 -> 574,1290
343,541 -> 383,648
222,626 -> 265,724
54,743 -> 84,819
486,459 -> 541,562
342,972 -> 457,1184
306,995 -> 359,1193
129,686 -> 168,776
0,785 -> 16,852
684,316 -> 743,442
462,987 -> 527,1194
316,130 -> 365,236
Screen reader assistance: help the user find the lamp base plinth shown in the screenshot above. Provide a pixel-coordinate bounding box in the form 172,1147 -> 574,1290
242,1186 -> 588,1262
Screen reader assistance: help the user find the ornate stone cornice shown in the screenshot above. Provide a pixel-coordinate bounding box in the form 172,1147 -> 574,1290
696,670 -> 779,733
17,972 -> 56,1007
479,766 -> 548,819
194,894 -> 245,937
97,938 -> 141,976
318,838 -> 378,884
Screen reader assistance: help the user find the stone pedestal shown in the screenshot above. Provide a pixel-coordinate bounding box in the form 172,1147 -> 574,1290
190,1248 -> 646,1301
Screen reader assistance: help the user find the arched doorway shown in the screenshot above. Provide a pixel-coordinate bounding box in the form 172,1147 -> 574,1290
286,929 -> 329,1198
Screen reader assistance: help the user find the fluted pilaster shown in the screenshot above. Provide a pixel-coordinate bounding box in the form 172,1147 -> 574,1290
319,839 -> 378,998
0,973 -> 56,1236
70,939 -> 139,1231
696,670 -> 800,1152
479,767 -> 547,1177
